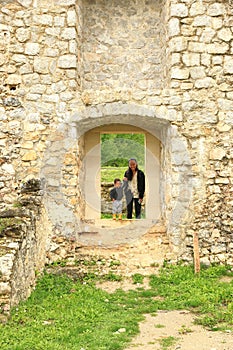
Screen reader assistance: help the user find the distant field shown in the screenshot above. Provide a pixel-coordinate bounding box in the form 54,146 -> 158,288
101,167 -> 126,183
101,166 -> 145,183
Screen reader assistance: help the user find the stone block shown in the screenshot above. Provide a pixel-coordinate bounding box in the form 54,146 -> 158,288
190,2 -> 206,16
58,55 -> 77,69
168,18 -> 180,37
217,28 -> 232,42
45,28 -> 60,37
207,43 -> 229,54
171,67 -> 189,79
0,53 -> 5,66
170,37 -> 188,52
224,56 -> 233,74
207,3 -> 225,16
44,48 -> 59,57
54,16 -> 65,27
194,77 -> 214,88
200,27 -> 215,43
17,0 -> 33,7
22,141 -> 33,149
33,14 -> 53,26
61,27 -> 76,40
189,42 -> 206,52
15,28 -> 30,43
218,98 -> 233,111
25,43 -> 40,56
209,148 -> 226,160
0,282 -> 11,295
215,178 -> 229,184
22,150 -> 37,162
193,15 -> 211,27
1,164 -> 15,175
182,53 -> 200,66
34,57 -> 49,74
67,10 -> 77,26
170,4 -> 188,17
26,93 -> 41,101
6,74 -> 22,85
190,67 -> 206,79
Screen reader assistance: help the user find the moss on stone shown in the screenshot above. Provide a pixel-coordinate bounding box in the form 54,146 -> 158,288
0,218 -> 22,235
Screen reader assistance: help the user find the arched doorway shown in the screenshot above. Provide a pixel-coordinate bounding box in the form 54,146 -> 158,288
83,124 -> 161,221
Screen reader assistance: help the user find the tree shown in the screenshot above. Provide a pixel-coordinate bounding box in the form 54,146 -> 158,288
101,133 -> 145,167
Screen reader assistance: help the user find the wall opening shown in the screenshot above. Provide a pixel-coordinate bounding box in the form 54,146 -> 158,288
83,124 -> 161,222
100,132 -> 145,219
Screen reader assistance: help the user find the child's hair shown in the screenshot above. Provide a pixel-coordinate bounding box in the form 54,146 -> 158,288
114,178 -> 121,184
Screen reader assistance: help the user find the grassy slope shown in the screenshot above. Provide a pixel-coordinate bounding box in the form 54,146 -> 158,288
1,264 -> 233,350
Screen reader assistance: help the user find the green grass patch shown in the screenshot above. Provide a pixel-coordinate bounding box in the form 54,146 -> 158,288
101,166 -> 144,183
159,336 -> 177,350
1,264 -> 233,349
101,167 -> 126,183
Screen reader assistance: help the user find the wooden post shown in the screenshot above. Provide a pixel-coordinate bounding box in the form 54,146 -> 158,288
193,231 -> 200,274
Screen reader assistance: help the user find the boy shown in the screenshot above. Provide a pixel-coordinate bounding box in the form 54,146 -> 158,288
110,178 -> 124,220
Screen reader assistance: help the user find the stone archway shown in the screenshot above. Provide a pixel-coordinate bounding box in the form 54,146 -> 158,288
41,102 -> 192,252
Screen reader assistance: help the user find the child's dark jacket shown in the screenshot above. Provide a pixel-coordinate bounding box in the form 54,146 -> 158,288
110,185 -> 125,201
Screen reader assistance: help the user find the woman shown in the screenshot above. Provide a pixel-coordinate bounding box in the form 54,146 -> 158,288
123,158 -> 145,219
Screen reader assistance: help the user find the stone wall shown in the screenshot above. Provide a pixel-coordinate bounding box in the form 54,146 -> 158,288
0,0 -> 233,312
0,179 -> 47,321
81,0 -> 166,91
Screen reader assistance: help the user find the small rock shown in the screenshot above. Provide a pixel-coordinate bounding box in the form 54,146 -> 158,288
115,328 -> 126,334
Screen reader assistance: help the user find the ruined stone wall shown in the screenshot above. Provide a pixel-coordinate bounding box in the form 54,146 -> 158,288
0,0 -> 233,312
167,1 -> 233,264
0,179 -> 47,321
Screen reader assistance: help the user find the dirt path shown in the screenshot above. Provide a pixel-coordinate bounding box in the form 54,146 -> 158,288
124,310 -> 233,350
96,280 -> 233,350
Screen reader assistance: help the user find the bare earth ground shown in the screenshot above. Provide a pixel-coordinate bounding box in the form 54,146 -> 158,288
96,280 -> 233,350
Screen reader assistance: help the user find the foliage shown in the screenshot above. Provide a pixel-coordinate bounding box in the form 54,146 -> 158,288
101,134 -> 145,167
1,264 -> 233,350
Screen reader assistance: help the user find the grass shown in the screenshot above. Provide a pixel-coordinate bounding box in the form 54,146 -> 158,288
101,166 -> 145,183
159,336 -> 177,350
1,264 -> 233,349
101,167 -> 126,183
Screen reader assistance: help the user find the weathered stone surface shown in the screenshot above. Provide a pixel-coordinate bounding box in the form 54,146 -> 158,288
15,28 -> 30,42
57,54 -> 77,68
1,164 -> 15,174
182,53 -> 200,66
223,56 -> 233,74
193,15 -> 211,27
22,150 -> 37,161
190,2 -> 206,16
6,74 -> 22,85
25,43 -> 40,55
209,148 -> 226,160
207,3 -> 225,17
168,18 -> 180,37
170,37 -> 188,52
170,4 -> 188,18
171,67 -> 189,79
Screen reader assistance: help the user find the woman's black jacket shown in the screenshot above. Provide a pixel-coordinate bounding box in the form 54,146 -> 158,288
124,169 -> 145,200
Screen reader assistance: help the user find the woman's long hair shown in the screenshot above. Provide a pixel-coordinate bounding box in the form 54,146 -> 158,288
125,158 -> 138,181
